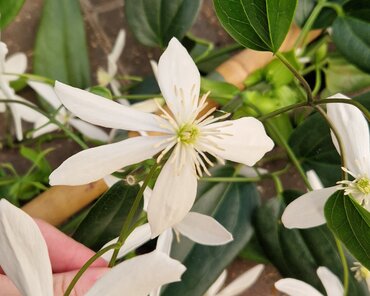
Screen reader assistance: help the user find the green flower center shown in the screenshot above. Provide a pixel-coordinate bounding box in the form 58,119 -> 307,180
356,177 -> 370,194
177,124 -> 199,144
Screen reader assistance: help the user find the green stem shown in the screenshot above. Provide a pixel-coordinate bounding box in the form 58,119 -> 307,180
312,68 -> 322,97
64,243 -> 119,296
272,174 -> 284,198
335,237 -> 349,296
323,2 -> 345,16
276,52 -> 314,103
0,99 -> 88,149
108,163 -> 159,267
196,43 -> 243,64
258,101 -> 308,121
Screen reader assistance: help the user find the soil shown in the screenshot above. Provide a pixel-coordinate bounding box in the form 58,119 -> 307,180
0,0 -> 301,294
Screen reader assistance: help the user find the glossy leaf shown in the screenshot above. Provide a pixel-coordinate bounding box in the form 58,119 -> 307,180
332,16 -> 370,73
125,0 -> 202,48
213,0 -> 297,52
0,0 -> 25,28
72,182 -> 141,251
163,168 -> 259,296
325,191 -> 370,270
34,0 -> 90,88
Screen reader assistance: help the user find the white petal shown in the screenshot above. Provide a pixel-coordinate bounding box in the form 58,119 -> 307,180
103,175 -> 121,187
132,98 -> 162,113
50,135 -> 170,185
28,81 -> 61,109
175,212 -> 233,246
107,29 -> 125,76
205,117 -> 274,166
150,60 -> 159,81
0,199 -> 53,296
69,118 -> 109,142
204,270 -> 227,296
13,95 -> 42,123
317,267 -> 344,296
3,53 -> 27,82
101,223 -> 152,261
157,38 -> 200,123
281,187 -> 338,229
327,94 -> 370,176
156,228 -> 173,255
143,186 -> 152,212
86,250 -> 186,296
54,81 -> 167,133
32,116 -> 59,138
307,170 -> 324,190
148,147 -> 197,237
8,103 -> 23,141
275,278 -> 323,296
217,264 -> 264,296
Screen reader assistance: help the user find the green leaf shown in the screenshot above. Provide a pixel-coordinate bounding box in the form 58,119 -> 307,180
332,16 -> 370,73
163,170 -> 259,296
325,191 -> 370,270
34,0 -> 90,88
0,0 -> 25,28
213,0 -> 297,52
200,77 -> 240,105
125,0 -> 202,48
88,86 -> 113,100
72,182 -> 141,251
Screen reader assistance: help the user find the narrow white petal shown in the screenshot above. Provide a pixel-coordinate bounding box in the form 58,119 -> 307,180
50,136 -> 170,185
175,212 -> 233,246
8,103 -> 23,141
217,264 -> 264,296
3,53 -> 27,82
275,278 -> 323,296
107,29 -> 125,76
150,60 -> 159,81
327,94 -> 370,175
282,187 -> 338,229
148,148 -> 197,237
13,95 -> 42,123
69,118 -> 109,142
157,38 -> 200,122
0,199 -> 53,296
307,170 -> 324,190
204,270 -> 227,296
32,116 -> 58,138
132,98 -> 162,113
317,267 -> 344,296
54,81 -> 167,133
101,224 -> 152,261
205,117 -> 274,166
28,81 -> 61,109
156,228 -> 174,255
86,250 -> 186,296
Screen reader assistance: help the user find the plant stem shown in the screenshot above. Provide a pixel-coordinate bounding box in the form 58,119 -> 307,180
258,101 -> 308,121
196,43 -> 244,64
64,243 -> 119,296
335,237 -> 349,296
276,52 -> 314,103
108,163 -> 159,267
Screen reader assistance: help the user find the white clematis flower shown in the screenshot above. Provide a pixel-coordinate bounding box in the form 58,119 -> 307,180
28,81 -> 109,141
275,266 -> 344,296
0,199 -> 186,296
97,29 -> 125,96
49,37 -> 274,236
0,42 -> 41,141
204,265 -> 264,296
282,94 -> 370,229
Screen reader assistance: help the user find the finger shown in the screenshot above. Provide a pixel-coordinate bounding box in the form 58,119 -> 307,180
53,267 -> 109,296
0,275 -> 20,295
35,219 -> 107,273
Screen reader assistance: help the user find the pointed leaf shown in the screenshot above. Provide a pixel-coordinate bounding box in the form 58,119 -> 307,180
0,0 -> 25,28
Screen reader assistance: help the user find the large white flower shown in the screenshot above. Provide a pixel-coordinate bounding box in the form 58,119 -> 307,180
282,94 -> 370,229
275,266 -> 344,296
0,42 -> 41,141
0,199 -> 186,296
49,38 -> 274,236
28,81 -> 109,142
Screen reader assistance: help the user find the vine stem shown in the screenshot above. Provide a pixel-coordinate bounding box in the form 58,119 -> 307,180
63,243 -> 119,296
108,163 -> 159,267
335,237 -> 350,296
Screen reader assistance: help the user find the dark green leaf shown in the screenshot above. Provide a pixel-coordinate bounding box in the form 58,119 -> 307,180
125,0 -> 202,48
344,0 -> 370,22
325,191 -> 370,270
88,86 -> 113,100
0,0 -> 25,28
34,0 -> 90,88
213,0 -> 297,52
163,171 -> 259,296
72,182 -> 141,251
332,16 -> 370,73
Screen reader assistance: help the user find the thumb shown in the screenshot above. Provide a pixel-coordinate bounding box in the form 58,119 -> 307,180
53,267 -> 109,296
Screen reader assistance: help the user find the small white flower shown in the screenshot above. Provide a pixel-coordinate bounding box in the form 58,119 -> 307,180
28,81 -> 109,142
282,94 -> 370,229
275,266 -> 344,296
50,38 -> 274,236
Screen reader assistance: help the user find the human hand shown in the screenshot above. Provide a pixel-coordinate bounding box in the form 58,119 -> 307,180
0,219 -> 108,295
